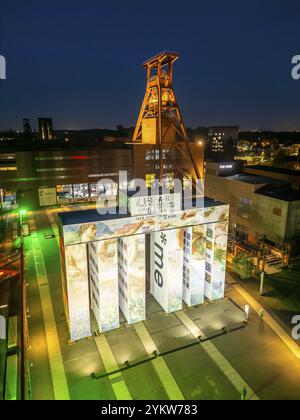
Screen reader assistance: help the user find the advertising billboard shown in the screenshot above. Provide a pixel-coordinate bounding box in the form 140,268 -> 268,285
118,235 -> 146,324
62,204 -> 229,247
64,243 -> 91,341
150,229 -> 183,313
38,187 -> 57,207
60,201 -> 229,341
88,240 -> 119,333
183,226 -> 206,306
211,221 -> 228,300
128,193 -> 182,216
204,221 -> 228,301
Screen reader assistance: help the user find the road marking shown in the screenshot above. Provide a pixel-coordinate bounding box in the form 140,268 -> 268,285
94,335 -> 132,400
46,210 -> 60,245
176,311 -> 259,401
233,284 -> 300,359
47,208 -> 133,399
134,322 -> 185,400
29,216 -> 70,400
46,209 -> 132,400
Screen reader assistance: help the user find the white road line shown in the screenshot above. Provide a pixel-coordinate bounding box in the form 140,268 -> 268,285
46,209 -> 132,400
134,322 -> 185,400
29,216 -> 70,400
176,311 -> 259,401
94,336 -> 132,400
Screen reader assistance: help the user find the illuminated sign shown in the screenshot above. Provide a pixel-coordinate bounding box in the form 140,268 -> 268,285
128,193 -> 182,216
89,240 -> 119,333
205,222 -> 228,301
64,244 -> 91,341
150,229 -> 183,313
62,205 -> 229,246
118,235 -> 146,324
219,164 -> 233,169
38,187 -> 58,207
183,226 -> 206,306
60,203 -> 229,341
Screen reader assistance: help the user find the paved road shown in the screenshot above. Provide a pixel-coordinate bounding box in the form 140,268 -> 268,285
24,208 -> 300,400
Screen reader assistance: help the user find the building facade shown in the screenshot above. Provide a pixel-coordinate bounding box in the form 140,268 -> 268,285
205,161 -> 300,252
244,165 -> 300,191
0,141 -> 204,210
0,146 -> 133,209
206,126 -> 239,162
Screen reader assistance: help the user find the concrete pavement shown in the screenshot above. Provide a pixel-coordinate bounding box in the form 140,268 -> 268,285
23,207 -> 300,400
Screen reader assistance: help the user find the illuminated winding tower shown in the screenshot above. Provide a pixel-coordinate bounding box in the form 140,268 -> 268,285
132,51 -> 203,186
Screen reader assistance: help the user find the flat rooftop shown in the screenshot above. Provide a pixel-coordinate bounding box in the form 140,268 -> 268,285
225,173 -> 286,185
245,165 -> 300,177
256,186 -> 300,202
59,196 -> 226,226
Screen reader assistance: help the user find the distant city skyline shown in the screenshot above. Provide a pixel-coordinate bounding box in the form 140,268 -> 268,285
0,0 -> 300,131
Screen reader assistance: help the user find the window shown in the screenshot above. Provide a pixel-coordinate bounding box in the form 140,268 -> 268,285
89,183 -> 98,197
73,184 -> 89,198
57,184 -> 73,199
238,197 -> 252,220
273,208 -> 282,217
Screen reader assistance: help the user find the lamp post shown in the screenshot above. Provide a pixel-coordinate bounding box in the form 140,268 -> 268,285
259,271 -> 265,296
19,210 -> 27,239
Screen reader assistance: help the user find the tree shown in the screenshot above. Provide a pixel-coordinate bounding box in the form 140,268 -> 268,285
272,149 -> 287,167
232,254 -> 255,279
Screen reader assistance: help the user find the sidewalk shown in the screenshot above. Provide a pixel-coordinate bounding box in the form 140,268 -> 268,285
0,207 -> 18,255
226,272 -> 300,359
227,269 -> 300,342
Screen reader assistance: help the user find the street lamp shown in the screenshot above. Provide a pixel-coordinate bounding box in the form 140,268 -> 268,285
19,209 -> 27,241
19,209 -> 27,226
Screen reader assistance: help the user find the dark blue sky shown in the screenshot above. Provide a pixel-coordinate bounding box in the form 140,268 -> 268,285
0,0 -> 300,131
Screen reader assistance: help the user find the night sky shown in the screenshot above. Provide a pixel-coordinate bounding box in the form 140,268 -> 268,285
0,0 -> 300,131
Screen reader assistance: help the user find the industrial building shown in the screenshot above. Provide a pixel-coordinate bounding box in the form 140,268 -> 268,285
0,141 -> 203,210
243,165 -> 300,190
205,161 -> 300,255
0,145 -> 133,209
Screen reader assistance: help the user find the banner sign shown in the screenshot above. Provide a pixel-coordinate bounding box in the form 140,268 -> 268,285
150,229 -> 183,313
38,188 -> 57,207
183,226 -> 206,306
128,193 -> 182,216
60,202 -> 229,342
204,222 -> 228,300
89,240 -> 119,333
118,235 -> 146,324
62,204 -> 229,246
65,244 -> 91,341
